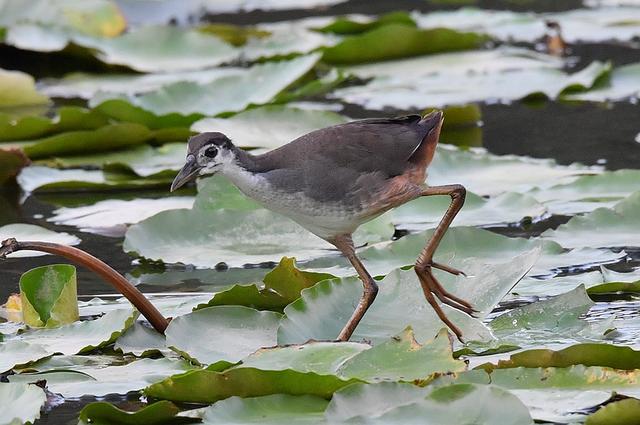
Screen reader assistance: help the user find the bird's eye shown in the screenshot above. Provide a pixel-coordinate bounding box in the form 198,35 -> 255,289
204,146 -> 218,158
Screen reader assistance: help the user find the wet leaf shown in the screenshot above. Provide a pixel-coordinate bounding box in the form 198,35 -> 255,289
0,68 -> 49,107
0,382 -> 46,425
144,367 -> 357,404
569,62 -> 640,102
91,54 -> 320,117
114,322 -> 168,357
478,343 -> 640,371
201,394 -> 328,424
78,401 -> 189,425
0,223 -> 80,258
586,397 -> 640,425
10,357 -> 191,398
317,11 -> 416,35
279,247 -> 539,345
322,24 -> 487,64
165,306 -> 282,365
22,123 -> 153,160
19,264 -> 78,327
0,309 -> 137,372
542,191 -> 640,248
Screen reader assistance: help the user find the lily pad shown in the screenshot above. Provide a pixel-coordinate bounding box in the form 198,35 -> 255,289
201,394 -> 328,424
0,223 -> 80,258
91,54 -> 321,117
165,305 -> 282,365
144,367 -> 358,404
49,197 -> 194,237
20,264 -> 78,327
279,247 -> 539,345
191,105 -> 348,150
586,397 -> 640,425
0,68 -> 48,108
542,191 -> 640,248
317,11 -> 416,35
568,62 -> 640,102
9,357 -> 191,398
322,24 -> 487,64
113,321 -> 168,357
0,309 -> 137,372
0,383 -> 46,425
391,191 -> 546,231
78,401 -> 187,425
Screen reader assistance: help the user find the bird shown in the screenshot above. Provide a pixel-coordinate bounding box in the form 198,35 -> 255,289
171,110 -> 474,341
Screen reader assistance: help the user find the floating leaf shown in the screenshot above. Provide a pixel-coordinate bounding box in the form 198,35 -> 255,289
322,24 -> 487,64
9,357 -> 191,398
114,322 -> 168,357
479,343 -> 640,371
20,264 -> 78,327
145,367 -> 357,404
49,197 -> 194,237
78,401 -> 188,425
165,306 -> 282,365
0,383 -> 46,425
317,11 -> 416,35
201,394 -> 328,424
542,191 -> 640,248
280,247 -> 538,345
586,397 -> 640,425
0,68 -> 48,108
569,62 -> 640,102
91,54 -> 320,118
191,105 -> 348,150
0,223 -> 80,258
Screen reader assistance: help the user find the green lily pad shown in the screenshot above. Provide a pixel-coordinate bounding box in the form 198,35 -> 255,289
19,264 -> 78,327
489,286 -> 613,348
586,397 -> 640,425
0,68 -> 49,107
165,305 -> 282,365
49,197 -> 194,237
513,270 -> 604,298
588,280 -> 640,296
0,106 -> 109,142
0,223 -> 80,258
17,166 -> 173,193
201,394 -> 328,424
568,62 -> 640,102
9,357 -> 191,398
327,382 -> 533,424
91,54 -> 320,117
0,0 -> 126,39
542,191 -> 640,249
0,383 -> 46,425
114,322 -> 168,357
391,191 -> 546,231
279,247 -> 539,345
335,54 -> 609,109
124,206 -> 393,268
191,105 -> 348,150
528,169 -> 640,215
22,123 -> 153,160
194,257 -> 334,312
144,367 -> 358,404
0,309 -> 137,373
322,24 -> 487,64
414,7 -> 640,43
428,145 -> 599,197
317,11 -> 416,35
78,401 -> 189,425
479,343 -> 640,371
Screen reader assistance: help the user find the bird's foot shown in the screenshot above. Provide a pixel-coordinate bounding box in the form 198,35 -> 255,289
431,261 -> 466,277
415,265 -> 477,342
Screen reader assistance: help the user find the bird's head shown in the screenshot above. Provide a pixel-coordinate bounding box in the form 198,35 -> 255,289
170,132 -> 236,191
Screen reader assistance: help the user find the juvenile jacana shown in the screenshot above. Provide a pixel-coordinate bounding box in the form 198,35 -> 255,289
171,111 -> 474,341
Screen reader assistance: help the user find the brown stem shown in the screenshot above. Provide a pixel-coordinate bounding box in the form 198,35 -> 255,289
0,238 -> 169,334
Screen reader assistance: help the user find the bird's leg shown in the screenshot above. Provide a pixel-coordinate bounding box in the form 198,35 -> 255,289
414,184 -> 475,342
330,234 -> 378,342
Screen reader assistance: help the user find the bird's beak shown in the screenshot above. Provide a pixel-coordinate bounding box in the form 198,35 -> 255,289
171,155 -> 201,192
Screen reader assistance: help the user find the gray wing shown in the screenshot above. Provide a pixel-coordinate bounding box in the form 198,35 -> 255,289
254,115 -> 430,204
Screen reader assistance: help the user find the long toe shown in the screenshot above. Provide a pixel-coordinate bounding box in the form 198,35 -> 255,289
416,270 -> 464,342
431,261 -> 466,277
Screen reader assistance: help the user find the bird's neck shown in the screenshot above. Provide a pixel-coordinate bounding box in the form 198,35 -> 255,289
220,147 -> 268,195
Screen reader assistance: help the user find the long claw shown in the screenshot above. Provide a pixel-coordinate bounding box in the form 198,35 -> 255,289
431,261 -> 466,277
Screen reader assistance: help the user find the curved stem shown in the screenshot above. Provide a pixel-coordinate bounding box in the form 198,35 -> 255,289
1,238 -> 169,334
